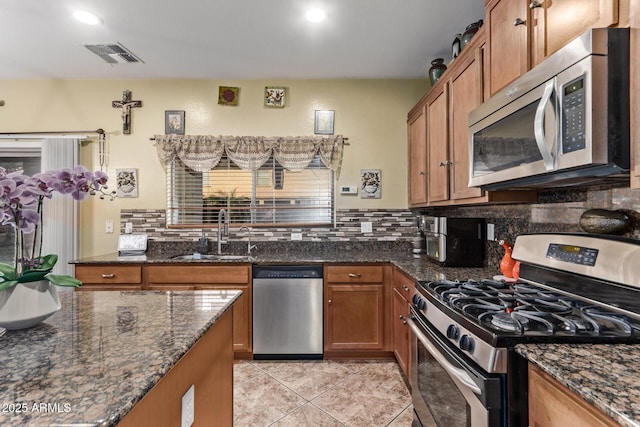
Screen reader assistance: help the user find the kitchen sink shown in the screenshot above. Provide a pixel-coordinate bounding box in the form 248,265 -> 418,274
170,254 -> 256,262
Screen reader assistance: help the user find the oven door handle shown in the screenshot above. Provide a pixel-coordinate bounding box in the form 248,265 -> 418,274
407,317 -> 482,396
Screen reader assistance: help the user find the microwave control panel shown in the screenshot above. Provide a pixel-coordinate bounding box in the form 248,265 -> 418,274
561,76 -> 586,154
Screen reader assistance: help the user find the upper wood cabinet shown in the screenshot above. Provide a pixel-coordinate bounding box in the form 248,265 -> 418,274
426,83 -> 450,203
485,0 -> 529,96
530,0 -> 619,67
408,106 -> 428,206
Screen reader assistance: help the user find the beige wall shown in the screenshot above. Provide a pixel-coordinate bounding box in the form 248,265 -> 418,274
0,78 -> 427,256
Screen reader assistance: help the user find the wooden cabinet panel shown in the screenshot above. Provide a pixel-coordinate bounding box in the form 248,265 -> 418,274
528,363 -> 619,427
195,284 -> 252,353
531,0 -> 618,67
325,265 -> 384,284
449,49 -> 484,201
393,268 -> 415,299
426,84 -> 450,203
486,0 -> 529,95
325,284 -> 384,350
147,265 -> 250,284
392,288 -> 411,380
408,106 -> 428,206
75,265 -> 142,284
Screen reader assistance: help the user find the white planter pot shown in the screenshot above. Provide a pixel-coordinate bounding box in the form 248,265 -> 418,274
0,280 -> 61,330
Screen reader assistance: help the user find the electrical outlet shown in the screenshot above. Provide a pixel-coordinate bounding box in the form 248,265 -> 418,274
291,233 -> 302,241
181,384 -> 195,427
361,221 -> 373,233
487,223 -> 495,241
105,220 -> 114,234
124,222 -> 133,234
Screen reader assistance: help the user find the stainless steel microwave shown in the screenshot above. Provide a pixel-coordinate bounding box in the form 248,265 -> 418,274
468,28 -> 630,190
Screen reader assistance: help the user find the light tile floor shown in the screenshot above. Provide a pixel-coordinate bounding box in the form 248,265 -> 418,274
234,360 -> 414,427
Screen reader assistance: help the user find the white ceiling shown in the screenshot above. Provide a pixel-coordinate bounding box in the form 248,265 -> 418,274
0,0 -> 485,80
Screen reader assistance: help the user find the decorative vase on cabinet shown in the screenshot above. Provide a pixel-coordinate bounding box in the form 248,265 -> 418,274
0,280 -> 61,330
461,20 -> 483,50
428,58 -> 447,85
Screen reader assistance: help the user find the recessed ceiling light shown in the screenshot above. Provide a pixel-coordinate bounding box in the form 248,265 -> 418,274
73,10 -> 102,25
305,9 -> 326,23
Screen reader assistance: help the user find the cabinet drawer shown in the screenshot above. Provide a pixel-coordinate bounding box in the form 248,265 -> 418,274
326,265 -> 384,283
75,265 -> 142,284
393,269 -> 415,300
147,265 -> 250,284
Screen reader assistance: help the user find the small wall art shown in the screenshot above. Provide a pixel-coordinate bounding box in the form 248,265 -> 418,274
218,86 -> 239,106
116,168 -> 139,198
314,110 -> 335,135
265,86 -> 286,108
165,110 -> 185,135
361,169 -> 381,199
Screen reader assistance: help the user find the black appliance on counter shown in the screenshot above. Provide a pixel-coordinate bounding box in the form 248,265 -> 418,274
409,233 -> 640,427
422,216 -> 486,267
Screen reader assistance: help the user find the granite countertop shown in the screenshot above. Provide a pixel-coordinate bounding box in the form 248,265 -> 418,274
0,289 -> 241,426
516,343 -> 640,427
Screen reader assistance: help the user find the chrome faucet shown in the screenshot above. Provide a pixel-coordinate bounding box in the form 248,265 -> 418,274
237,226 -> 257,255
217,209 -> 229,255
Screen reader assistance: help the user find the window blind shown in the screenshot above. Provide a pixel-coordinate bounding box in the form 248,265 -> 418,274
167,154 -> 334,227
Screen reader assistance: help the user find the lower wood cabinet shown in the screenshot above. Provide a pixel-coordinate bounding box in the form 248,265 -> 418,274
324,264 -> 392,356
392,268 -> 415,381
74,264 -> 143,290
528,363 -> 619,427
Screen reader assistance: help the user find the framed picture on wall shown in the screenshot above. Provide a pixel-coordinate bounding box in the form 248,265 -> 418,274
116,168 -> 139,198
361,169 -> 381,199
314,110 -> 335,135
165,110 -> 185,135
264,86 -> 286,108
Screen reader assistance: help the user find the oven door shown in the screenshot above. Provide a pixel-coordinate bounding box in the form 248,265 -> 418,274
407,311 -> 504,427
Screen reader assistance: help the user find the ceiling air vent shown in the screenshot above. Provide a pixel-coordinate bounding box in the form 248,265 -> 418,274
83,43 -> 144,64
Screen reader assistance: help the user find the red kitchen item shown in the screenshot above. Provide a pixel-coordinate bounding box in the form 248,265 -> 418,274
499,240 -> 515,278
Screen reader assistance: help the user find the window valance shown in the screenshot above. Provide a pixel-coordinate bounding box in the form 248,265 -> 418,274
153,134 -> 344,177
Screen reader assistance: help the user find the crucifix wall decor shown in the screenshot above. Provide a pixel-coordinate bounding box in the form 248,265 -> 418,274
112,90 -> 142,135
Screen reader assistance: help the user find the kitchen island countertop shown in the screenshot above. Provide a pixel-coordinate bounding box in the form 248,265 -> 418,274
516,343 -> 640,427
0,289 -> 240,426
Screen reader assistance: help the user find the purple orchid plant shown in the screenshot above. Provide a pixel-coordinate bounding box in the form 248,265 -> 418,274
0,165 -> 115,292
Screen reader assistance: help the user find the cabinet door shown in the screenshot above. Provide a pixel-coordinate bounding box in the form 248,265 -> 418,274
531,0 -> 618,67
196,284 -> 252,353
528,363 -> 619,427
449,48 -> 484,201
486,0 -> 529,95
426,84 -> 450,203
392,288 -> 410,380
325,284 -> 384,351
408,106 -> 428,206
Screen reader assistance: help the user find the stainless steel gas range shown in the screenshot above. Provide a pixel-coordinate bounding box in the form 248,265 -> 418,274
408,233 -> 640,427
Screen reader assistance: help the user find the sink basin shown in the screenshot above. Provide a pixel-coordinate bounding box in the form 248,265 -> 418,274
170,253 -> 255,262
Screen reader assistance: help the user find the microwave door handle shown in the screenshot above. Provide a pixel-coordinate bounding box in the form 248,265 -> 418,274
534,79 -> 556,171
407,317 -> 482,395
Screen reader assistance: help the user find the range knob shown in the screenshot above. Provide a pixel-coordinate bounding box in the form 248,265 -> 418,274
418,298 -> 427,311
459,335 -> 475,353
446,325 -> 460,340
412,294 -> 419,305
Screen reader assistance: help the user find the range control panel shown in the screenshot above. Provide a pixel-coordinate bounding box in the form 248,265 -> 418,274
546,243 -> 598,266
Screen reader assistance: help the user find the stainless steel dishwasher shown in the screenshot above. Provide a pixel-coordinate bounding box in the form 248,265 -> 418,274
252,265 -> 323,359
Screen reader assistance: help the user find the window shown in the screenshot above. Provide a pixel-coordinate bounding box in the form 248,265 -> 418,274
167,154 -> 334,227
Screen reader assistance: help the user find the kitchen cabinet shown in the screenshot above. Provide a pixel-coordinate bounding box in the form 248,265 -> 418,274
324,264 -> 392,356
528,363 -> 619,427
530,0 -> 619,67
74,264 -> 143,290
485,0 -> 529,96
408,105 -> 428,206
392,268 -> 415,381
146,265 -> 252,356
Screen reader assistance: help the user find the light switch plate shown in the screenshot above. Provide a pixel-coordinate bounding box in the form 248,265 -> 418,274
181,384 -> 195,427
361,222 -> 373,233
291,233 -> 302,241
487,223 -> 495,241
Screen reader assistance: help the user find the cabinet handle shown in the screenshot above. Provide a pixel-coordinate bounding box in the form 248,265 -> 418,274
529,0 -> 542,9
328,299 -> 332,304
419,171 -> 425,176
439,160 -> 452,167
402,285 -> 409,292
399,315 -> 405,320
101,274 -> 115,279
514,18 -> 526,26
348,273 -> 362,278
